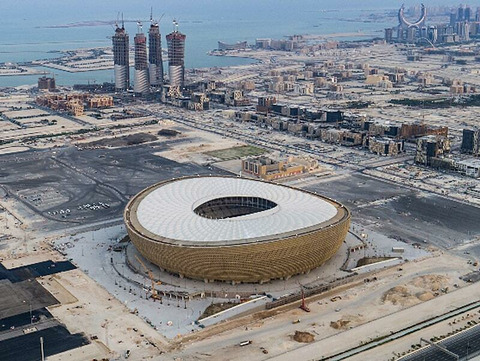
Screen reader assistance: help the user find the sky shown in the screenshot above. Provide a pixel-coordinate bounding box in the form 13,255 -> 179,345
2,1 -> 478,25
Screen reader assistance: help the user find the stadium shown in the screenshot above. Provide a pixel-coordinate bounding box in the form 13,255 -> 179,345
124,176 -> 350,283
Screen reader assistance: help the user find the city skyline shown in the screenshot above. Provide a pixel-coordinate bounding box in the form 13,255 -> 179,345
114,13 -> 184,92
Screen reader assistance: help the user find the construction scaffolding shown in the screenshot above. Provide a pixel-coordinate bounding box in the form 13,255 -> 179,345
166,20 -> 186,87
148,16 -> 164,87
134,23 -> 150,94
112,19 -> 130,91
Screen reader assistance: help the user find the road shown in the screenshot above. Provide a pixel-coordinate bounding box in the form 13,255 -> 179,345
30,102 -> 91,127
141,106 -> 352,169
0,319 -> 60,342
320,301 -> 480,361
399,324 -> 480,361
166,265 -> 479,361
144,105 -> 480,214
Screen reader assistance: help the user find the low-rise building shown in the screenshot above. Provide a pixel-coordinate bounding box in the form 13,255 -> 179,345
366,136 -> 405,156
88,96 -> 113,108
329,83 -> 343,92
189,92 -> 210,111
365,74 -> 389,86
415,135 -> 451,165
225,89 -> 249,106
38,76 -> 56,91
256,96 -> 276,113
293,82 -> 314,95
255,38 -> 271,49
341,130 -> 365,146
461,128 -> 480,155
240,80 -> 255,91
400,123 -> 449,139
320,128 -> 343,144
456,158 -> 480,178
36,93 -> 91,116
67,100 -> 84,116
417,72 -> 434,86
450,79 -> 464,94
241,156 -> 306,180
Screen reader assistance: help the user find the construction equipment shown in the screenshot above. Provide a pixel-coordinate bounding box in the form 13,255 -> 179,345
135,256 -> 162,302
299,287 -> 310,313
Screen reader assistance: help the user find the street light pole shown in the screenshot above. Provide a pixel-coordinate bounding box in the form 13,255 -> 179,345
40,337 -> 45,361
105,320 -> 109,348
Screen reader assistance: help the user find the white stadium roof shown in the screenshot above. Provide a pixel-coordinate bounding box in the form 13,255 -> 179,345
135,177 -> 338,244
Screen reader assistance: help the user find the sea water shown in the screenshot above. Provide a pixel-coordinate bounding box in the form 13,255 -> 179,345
0,0 -> 458,87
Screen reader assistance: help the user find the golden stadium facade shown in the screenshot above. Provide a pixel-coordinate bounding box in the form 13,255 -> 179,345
124,176 -> 350,283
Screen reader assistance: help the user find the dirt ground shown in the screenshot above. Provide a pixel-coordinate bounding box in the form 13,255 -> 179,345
163,251 -> 477,361
200,302 -> 238,320
156,133 -> 244,164
203,145 -> 266,161
81,133 -> 157,148
382,274 -> 450,307
45,269 -> 168,360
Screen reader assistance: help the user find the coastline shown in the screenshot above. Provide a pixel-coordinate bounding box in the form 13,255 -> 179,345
0,70 -> 44,77
206,31 -> 376,65
207,51 -> 263,64
0,31 -> 379,86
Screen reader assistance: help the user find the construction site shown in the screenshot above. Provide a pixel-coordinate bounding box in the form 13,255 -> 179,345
0,108 -> 479,360
1,7 -> 480,360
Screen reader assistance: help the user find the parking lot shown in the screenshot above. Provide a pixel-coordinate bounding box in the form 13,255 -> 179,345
2,140 -> 479,252
0,325 -> 89,361
0,259 -> 91,361
306,173 -> 480,248
0,141 -> 227,232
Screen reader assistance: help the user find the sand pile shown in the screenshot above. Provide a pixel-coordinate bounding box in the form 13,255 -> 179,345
382,274 -> 450,306
293,331 -> 315,343
330,315 -> 362,330
330,320 -> 350,329
411,275 -> 449,292
416,291 -> 435,302
382,285 -> 412,306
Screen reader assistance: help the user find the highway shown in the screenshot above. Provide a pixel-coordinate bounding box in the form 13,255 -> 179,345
167,268 -> 480,361
399,324 -> 480,361
316,301 -> 480,361
141,106 -> 367,171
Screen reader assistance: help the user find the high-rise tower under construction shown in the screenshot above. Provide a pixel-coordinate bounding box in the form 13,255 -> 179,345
112,19 -> 130,91
166,20 -> 186,88
148,14 -> 163,87
134,23 -> 150,94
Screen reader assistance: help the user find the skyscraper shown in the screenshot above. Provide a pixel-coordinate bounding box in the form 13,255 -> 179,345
148,13 -> 163,87
458,5 -> 465,21
112,19 -> 130,91
134,23 -> 150,94
465,6 -> 472,21
166,20 -> 186,88
461,128 -> 480,155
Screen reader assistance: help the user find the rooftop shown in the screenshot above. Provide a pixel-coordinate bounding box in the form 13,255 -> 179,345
129,177 -> 340,245
457,158 -> 480,167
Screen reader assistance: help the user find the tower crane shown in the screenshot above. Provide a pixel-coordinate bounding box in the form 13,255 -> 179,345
135,255 -> 162,302
299,285 -> 310,312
